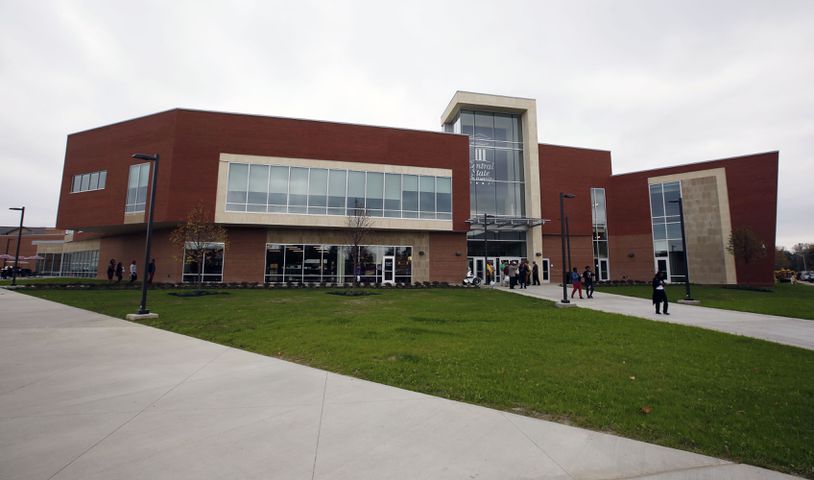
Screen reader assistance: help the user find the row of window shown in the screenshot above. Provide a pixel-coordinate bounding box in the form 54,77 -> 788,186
226,163 -> 452,219
649,182 -> 687,282
71,171 -> 107,193
180,242 -> 413,284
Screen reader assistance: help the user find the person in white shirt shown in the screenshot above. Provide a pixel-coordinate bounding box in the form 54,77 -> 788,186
652,271 -> 669,315
129,260 -> 138,284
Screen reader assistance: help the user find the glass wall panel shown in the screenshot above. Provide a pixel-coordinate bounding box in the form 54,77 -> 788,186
328,169 -> 346,215
663,182 -> 681,216
402,174 -> 418,218
307,168 -> 328,214
474,112 -> 493,141
324,246 -> 340,283
347,171 -> 365,212
288,168 -> 308,214
359,246 -> 377,283
436,177 -> 451,219
89,172 -> 99,190
342,246 -> 356,283
284,245 -> 303,281
303,245 -> 323,281
419,176 -> 435,218
182,243 -> 224,283
269,166 -> 289,212
226,163 -> 248,210
72,176 -> 81,192
265,244 -> 284,282
366,172 -> 384,216
80,174 -> 90,191
99,171 -> 107,189
493,113 -> 512,142
384,173 -> 401,217
248,164 -> 269,212
460,111 -> 474,136
649,184 -> 664,217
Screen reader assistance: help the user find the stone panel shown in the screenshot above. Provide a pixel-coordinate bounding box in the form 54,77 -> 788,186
681,177 -> 728,284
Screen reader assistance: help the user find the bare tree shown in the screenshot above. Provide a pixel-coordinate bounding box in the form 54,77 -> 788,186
726,226 -> 767,265
346,201 -> 373,286
170,205 -> 228,286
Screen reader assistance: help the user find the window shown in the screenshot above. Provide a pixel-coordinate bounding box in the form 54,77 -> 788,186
60,250 -> 99,278
71,170 -> 107,193
591,187 -> 609,281
264,243 -> 412,284
125,163 -> 150,213
182,242 -> 225,283
225,162 -> 451,221
649,182 -> 686,282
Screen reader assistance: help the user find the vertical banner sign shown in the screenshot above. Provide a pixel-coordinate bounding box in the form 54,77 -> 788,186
471,147 -> 494,183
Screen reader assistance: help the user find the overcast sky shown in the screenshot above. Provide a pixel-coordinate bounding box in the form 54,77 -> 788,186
1,0 -> 811,248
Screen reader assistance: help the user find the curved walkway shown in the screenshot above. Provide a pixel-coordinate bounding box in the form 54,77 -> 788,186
0,289 -> 803,479
500,284 -> 814,351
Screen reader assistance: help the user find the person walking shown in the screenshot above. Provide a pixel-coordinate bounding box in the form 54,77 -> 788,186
147,258 -> 156,284
129,260 -> 138,284
652,271 -> 669,314
532,261 -> 540,285
501,261 -> 509,287
582,265 -> 594,298
115,261 -> 123,283
518,261 -> 528,289
485,261 -> 494,286
570,267 -> 583,299
106,259 -> 115,283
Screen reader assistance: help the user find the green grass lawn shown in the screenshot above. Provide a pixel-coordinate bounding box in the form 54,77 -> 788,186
599,283 -> 814,320
21,287 -> 814,478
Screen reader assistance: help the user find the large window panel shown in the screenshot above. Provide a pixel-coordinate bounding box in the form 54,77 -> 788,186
474,112 -> 494,142
649,184 -> 664,217
402,174 -> 418,218
419,176 -> 436,218
268,166 -> 289,212
460,111 -> 474,137
384,173 -> 401,217
347,171 -> 365,212
303,245 -> 323,281
307,168 -> 328,215
284,245 -> 304,281
288,168 -> 308,214
265,244 -> 284,282
247,164 -> 270,212
366,172 -> 384,217
436,177 -> 451,219
226,163 -> 248,211
327,169 -> 347,215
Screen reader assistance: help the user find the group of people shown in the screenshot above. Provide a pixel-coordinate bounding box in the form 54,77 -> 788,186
568,266 -> 595,299
482,259 -> 541,289
106,258 -> 156,284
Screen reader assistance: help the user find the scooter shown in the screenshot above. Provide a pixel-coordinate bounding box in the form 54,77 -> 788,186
463,270 -> 481,286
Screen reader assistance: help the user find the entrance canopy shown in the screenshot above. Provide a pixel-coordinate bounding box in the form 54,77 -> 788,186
466,216 -> 547,232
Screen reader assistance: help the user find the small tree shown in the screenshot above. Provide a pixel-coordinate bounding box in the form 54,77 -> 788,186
346,201 -> 372,286
726,226 -> 767,265
170,205 -> 228,286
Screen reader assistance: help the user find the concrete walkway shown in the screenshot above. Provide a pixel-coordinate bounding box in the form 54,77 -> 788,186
498,284 -> 814,351
0,289 -> 802,480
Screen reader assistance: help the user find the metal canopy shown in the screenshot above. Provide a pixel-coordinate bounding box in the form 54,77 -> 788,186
466,216 -> 548,232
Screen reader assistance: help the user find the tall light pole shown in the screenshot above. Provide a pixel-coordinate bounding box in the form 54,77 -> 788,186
483,213 -> 494,283
132,153 -> 159,315
668,198 -> 693,301
9,207 -> 25,286
559,193 -> 575,304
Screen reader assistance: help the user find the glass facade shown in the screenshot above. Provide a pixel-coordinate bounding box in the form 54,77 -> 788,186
591,187 -> 610,281
226,163 -> 451,220
265,243 -> 412,284
649,182 -> 686,282
125,163 -> 150,213
452,110 -> 525,217
61,250 -> 99,278
182,242 -> 225,283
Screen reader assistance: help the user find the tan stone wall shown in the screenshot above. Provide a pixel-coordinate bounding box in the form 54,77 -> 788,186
265,228 -> 431,282
682,177 -> 728,284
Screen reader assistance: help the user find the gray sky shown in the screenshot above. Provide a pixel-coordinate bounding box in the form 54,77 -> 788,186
1,0 -> 811,248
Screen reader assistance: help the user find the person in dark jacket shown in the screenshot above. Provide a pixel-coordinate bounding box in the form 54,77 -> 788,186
532,261 -> 540,285
518,261 -> 528,289
582,266 -> 594,298
115,262 -> 123,283
106,259 -> 115,283
652,271 -> 669,314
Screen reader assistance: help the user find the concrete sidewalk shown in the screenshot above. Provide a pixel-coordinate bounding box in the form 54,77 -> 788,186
499,284 -> 814,351
0,289 -> 802,479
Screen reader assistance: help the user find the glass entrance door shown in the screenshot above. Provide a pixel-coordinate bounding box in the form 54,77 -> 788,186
382,256 -> 395,285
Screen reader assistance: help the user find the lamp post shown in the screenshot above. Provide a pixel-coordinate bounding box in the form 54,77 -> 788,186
559,193 -> 575,303
565,216 -> 572,273
668,197 -> 693,301
9,207 -> 25,286
132,153 -> 159,315
483,213 -> 494,284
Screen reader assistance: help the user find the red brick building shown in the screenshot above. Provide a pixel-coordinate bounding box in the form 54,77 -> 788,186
49,92 -> 778,286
